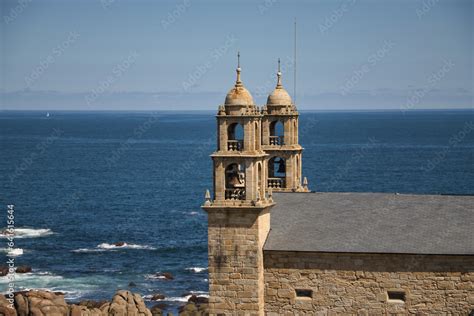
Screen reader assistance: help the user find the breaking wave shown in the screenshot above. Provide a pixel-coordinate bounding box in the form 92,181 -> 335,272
185,267 -> 207,273
0,228 -> 53,239
0,247 -> 23,256
72,242 -> 156,253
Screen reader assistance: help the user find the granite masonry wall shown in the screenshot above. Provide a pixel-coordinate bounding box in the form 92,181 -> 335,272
207,207 -> 270,315
264,251 -> 474,315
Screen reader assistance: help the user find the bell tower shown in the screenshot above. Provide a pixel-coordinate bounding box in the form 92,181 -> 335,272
202,53 -> 274,315
262,59 -> 308,192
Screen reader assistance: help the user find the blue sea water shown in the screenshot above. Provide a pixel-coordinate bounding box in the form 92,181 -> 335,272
0,110 -> 473,311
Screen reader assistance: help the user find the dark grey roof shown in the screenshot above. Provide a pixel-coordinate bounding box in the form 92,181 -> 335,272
264,192 -> 474,255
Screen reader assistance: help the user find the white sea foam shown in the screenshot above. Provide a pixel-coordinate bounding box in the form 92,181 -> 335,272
73,242 -> 156,253
0,247 -> 23,256
0,271 -> 107,301
162,292 -> 209,302
185,267 -> 207,273
144,274 -> 168,280
97,243 -> 156,250
163,296 -> 189,302
0,228 -> 53,239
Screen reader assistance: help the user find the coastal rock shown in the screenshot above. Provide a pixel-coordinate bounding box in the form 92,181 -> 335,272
101,290 -> 152,316
114,242 -> 126,247
150,294 -> 165,301
150,272 -> 174,280
6,290 -> 156,316
0,266 -> 9,276
150,304 -> 163,316
178,297 -> 209,316
15,266 -> 32,274
69,304 -> 102,316
77,300 -> 108,310
186,295 -> 208,305
14,290 -> 68,316
0,295 -> 18,316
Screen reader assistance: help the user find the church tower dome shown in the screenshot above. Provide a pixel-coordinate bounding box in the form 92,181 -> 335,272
266,58 -> 292,106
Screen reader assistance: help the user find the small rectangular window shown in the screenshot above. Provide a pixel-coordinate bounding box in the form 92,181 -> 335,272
387,291 -> 405,303
295,289 -> 312,298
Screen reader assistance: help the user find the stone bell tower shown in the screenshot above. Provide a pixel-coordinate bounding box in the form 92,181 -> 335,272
202,53 -> 274,315
262,59 -> 308,192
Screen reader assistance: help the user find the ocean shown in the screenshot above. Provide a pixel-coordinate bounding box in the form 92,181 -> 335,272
0,110 -> 473,311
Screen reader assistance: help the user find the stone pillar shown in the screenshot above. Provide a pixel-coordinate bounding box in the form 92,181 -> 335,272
214,161 -> 225,201
284,118 -> 291,145
262,119 -> 270,146
219,119 -> 228,152
206,206 -> 271,315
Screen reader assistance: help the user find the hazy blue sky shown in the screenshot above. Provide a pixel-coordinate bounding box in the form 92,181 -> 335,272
1,0 -> 472,110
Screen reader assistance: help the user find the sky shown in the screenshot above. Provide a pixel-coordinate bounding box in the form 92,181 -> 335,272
0,0 -> 472,110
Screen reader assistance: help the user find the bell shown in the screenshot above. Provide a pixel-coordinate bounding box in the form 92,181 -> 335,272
277,159 -> 286,173
229,174 -> 241,187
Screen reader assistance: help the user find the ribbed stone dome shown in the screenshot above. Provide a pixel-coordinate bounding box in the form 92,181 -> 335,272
225,85 -> 254,106
267,86 -> 292,106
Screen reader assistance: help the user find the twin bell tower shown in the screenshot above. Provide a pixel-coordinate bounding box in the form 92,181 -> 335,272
202,53 -> 309,315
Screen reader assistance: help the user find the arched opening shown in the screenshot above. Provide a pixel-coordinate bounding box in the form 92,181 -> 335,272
269,120 -> 284,146
268,157 -> 286,189
225,163 -> 246,200
227,123 -> 244,151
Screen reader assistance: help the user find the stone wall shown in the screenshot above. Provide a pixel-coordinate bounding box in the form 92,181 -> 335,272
207,207 -> 271,315
264,251 -> 474,315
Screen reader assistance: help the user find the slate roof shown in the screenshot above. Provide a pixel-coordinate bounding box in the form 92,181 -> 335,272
264,192 -> 474,255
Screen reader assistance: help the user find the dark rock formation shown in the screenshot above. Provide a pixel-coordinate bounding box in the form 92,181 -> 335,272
15,266 -> 32,274
150,294 -> 165,301
178,296 -> 209,316
0,266 -> 8,276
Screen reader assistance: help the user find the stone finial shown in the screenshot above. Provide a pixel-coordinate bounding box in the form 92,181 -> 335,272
204,189 -> 211,206
303,177 -> 309,191
268,187 -> 273,202
276,58 -> 282,88
235,51 -> 242,87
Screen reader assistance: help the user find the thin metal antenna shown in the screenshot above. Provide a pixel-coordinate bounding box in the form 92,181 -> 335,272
237,51 -> 240,68
294,18 -> 297,104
